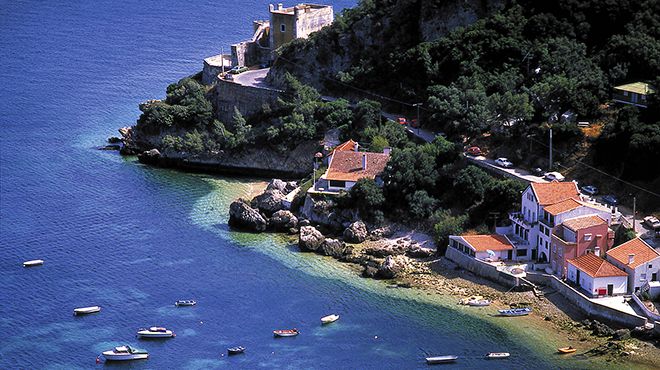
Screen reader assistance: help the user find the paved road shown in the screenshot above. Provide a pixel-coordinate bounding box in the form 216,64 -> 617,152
465,154 -> 548,183
232,68 -> 273,89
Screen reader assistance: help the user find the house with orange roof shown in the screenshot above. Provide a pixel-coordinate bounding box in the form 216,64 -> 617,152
316,139 -> 390,192
508,181 -> 614,263
550,215 -> 615,278
567,253 -> 628,297
448,234 -> 520,262
605,237 -> 660,293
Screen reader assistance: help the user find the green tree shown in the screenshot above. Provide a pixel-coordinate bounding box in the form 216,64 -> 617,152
370,135 -> 389,152
433,209 -> 468,252
408,190 -> 438,220
349,178 -> 385,223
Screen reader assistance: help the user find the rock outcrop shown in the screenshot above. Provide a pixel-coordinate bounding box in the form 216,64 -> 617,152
251,189 -> 285,216
266,179 -> 288,193
343,221 -> 368,243
299,226 -> 326,252
138,148 -> 161,162
376,255 -> 409,279
319,238 -> 347,258
269,210 -> 298,231
301,195 -> 356,231
228,199 -> 268,232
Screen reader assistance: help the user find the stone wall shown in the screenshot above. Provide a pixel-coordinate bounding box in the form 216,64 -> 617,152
630,293 -> 660,322
202,54 -> 231,85
526,272 -> 648,328
445,247 -> 520,288
213,79 -> 282,123
294,5 -> 334,39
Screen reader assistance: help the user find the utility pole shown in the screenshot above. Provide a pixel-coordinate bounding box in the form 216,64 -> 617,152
221,46 -> 225,74
548,127 -> 553,171
632,196 -> 636,231
413,102 -> 422,134
489,212 -> 499,232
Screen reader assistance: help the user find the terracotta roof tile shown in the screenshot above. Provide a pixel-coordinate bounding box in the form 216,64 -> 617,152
544,198 -> 583,216
461,235 -> 514,252
333,139 -> 358,153
606,237 -> 660,269
530,182 -> 580,206
325,151 -> 389,182
562,215 -> 607,231
568,253 -> 627,278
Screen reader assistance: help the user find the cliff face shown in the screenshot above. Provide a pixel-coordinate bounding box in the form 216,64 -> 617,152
267,0 -> 503,93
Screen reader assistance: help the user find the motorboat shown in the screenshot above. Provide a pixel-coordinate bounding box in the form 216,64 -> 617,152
175,300 -> 196,307
23,259 -> 44,267
485,352 -> 510,359
137,326 -> 175,338
558,346 -> 576,354
273,329 -> 299,337
425,355 -> 458,364
73,306 -> 101,315
467,299 -> 491,307
321,314 -> 340,324
227,346 -> 245,355
102,345 -> 149,361
498,307 -> 531,316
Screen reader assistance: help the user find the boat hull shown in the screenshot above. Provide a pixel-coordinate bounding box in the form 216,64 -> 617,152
23,259 -> 44,267
103,353 -> 149,361
73,306 -> 101,315
273,330 -> 299,337
426,356 -> 458,364
486,352 -> 510,359
321,314 -> 339,324
137,332 -> 174,338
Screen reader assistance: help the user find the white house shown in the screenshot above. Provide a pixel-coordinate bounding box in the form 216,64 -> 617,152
606,237 -> 660,293
567,253 -> 628,297
509,181 -> 613,263
448,234 -> 518,261
319,140 -> 390,192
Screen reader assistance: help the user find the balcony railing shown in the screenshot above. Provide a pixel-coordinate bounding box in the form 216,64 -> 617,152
509,212 -> 532,228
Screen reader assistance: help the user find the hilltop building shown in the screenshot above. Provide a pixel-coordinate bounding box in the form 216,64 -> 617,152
612,82 -> 656,108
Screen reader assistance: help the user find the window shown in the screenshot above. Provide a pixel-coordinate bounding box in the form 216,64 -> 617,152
584,234 -> 592,241
516,249 -> 527,257
641,273 -> 647,281
649,264 -> 653,268
623,91 -> 628,96
280,24 -> 286,32
328,180 -> 346,188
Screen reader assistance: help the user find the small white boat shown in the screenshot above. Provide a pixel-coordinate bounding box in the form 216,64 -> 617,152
23,259 -> 44,267
459,295 -> 483,305
73,306 -> 101,315
227,346 -> 245,355
102,345 -> 149,361
137,326 -> 175,338
486,352 -> 510,359
498,307 -> 531,316
467,299 -> 491,307
273,329 -> 299,337
321,314 -> 340,324
426,355 -> 458,364
175,300 -> 196,307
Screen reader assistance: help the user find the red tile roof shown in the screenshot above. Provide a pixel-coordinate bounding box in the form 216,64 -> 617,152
544,198 -> 583,216
333,139 -> 358,153
325,151 -> 389,182
530,182 -> 580,206
461,235 -> 514,252
562,215 -> 607,231
606,237 -> 660,269
568,253 -> 627,278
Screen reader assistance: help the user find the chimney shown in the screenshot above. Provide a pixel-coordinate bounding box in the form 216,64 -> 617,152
354,142 -> 359,152
362,153 -> 367,170
628,254 -> 635,265
594,246 -> 600,257
278,3 -> 283,11
383,147 -> 391,155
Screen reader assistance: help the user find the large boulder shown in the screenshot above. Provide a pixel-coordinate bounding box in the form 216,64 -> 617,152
406,246 -> 436,258
266,179 -> 287,193
319,238 -> 347,258
228,199 -> 268,232
299,226 -> 325,252
137,148 -> 161,163
376,255 -> 408,279
343,221 -> 368,243
269,210 -> 298,231
285,181 -> 298,193
251,189 -> 285,215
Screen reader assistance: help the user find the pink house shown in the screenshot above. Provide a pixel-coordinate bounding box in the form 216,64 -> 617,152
550,215 -> 615,278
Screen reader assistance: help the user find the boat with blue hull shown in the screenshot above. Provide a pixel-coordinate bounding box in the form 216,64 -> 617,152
498,307 -> 531,316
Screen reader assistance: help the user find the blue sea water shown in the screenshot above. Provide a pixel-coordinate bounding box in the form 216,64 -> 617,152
0,1 -> 627,369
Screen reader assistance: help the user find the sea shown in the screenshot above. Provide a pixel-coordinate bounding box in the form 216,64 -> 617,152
0,1 -> 631,369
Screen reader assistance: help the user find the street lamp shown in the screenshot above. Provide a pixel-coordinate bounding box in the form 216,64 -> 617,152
413,102 -> 423,134
312,152 -> 323,191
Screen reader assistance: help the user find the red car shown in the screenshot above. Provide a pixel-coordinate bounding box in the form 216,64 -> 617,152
397,117 -> 408,125
466,146 -> 482,156
410,119 -> 419,128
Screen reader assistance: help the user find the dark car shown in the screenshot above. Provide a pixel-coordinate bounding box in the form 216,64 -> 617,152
580,185 -> 599,196
601,195 -> 618,206
410,119 -> 420,128
532,168 -> 544,176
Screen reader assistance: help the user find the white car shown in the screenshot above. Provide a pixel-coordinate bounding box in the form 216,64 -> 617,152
494,158 -> 513,168
544,171 -> 565,182
643,216 -> 660,230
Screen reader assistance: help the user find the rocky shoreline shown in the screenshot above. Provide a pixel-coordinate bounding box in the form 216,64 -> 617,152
228,178 -> 660,367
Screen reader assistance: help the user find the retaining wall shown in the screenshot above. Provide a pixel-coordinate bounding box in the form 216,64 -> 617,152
214,79 -> 282,123
630,293 -> 660,322
526,272 -> 648,328
445,247 -> 519,288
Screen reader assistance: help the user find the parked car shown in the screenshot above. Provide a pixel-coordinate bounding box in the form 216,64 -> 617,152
410,119 -> 420,128
229,66 -> 249,74
580,185 -> 599,196
532,168 -> 544,176
495,158 -> 513,168
466,146 -> 482,156
544,171 -> 565,182
223,73 -> 234,80
643,216 -> 660,230
601,194 -> 618,206
397,117 -> 408,125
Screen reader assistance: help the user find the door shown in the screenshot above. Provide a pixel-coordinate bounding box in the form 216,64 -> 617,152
607,284 -> 614,296
576,270 -> 580,284
531,248 -> 538,260
507,250 -> 512,260
652,272 -> 657,281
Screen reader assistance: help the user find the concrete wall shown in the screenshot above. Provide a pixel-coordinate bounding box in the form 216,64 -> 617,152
630,293 -> 660,322
526,272 -> 648,328
202,54 -> 231,85
445,247 -> 519,288
294,5 -> 333,39
214,79 -> 282,123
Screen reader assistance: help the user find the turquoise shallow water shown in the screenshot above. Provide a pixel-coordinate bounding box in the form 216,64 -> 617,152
0,1 -> 629,369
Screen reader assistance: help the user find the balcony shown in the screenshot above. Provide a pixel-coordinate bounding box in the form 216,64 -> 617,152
509,212 -> 532,229
539,217 -> 555,228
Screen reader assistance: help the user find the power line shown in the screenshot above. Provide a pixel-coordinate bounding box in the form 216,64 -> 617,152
527,135 -> 660,199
